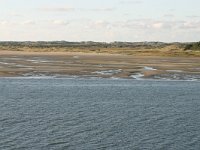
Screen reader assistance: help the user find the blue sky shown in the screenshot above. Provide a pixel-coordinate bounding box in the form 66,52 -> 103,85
0,0 -> 200,42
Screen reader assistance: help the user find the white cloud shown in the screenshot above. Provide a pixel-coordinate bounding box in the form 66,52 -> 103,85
89,19 -> 200,31
89,8 -> 115,12
52,20 -> 69,25
186,15 -> 200,18
1,17 -> 200,42
163,14 -> 175,18
152,22 -> 163,29
87,20 -> 112,29
9,12 -> 23,17
22,20 -> 35,25
0,20 -> 9,25
180,21 -> 200,29
41,6 -> 75,12
120,0 -> 143,4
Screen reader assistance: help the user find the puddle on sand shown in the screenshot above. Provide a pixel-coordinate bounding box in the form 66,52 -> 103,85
0,62 -> 15,65
130,73 -> 144,80
143,66 -> 157,71
93,69 -> 122,75
166,70 -> 183,73
73,56 -> 80,59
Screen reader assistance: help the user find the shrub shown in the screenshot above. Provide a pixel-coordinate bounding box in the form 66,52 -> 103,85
184,42 -> 200,51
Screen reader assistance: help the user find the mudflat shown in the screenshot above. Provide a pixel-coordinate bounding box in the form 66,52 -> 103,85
0,50 -> 200,80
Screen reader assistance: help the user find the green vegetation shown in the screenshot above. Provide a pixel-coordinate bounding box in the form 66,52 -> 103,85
184,42 -> 200,51
0,41 -> 168,49
0,41 -> 199,56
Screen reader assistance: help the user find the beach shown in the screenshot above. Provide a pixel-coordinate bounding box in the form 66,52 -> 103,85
0,50 -> 199,80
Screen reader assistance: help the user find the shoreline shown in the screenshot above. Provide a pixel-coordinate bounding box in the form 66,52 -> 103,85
0,75 -> 200,82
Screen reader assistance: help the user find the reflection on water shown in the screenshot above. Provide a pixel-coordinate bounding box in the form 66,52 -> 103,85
0,78 -> 200,150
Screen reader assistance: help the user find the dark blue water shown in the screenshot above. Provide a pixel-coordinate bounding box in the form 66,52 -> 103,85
0,78 -> 200,150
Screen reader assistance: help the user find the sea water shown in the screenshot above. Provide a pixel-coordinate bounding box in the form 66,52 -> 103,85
0,78 -> 200,150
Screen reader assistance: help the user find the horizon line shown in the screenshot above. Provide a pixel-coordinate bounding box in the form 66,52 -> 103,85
0,40 -> 198,44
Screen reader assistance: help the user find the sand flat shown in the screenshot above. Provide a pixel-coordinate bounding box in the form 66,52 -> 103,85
0,50 -> 200,80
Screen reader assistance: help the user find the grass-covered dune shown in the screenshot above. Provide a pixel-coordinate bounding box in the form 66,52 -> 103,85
0,41 -> 200,56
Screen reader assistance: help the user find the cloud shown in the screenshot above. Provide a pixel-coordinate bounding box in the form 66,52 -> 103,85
40,6 -> 114,13
180,21 -> 200,29
93,20 -> 110,27
152,22 -> 163,29
9,12 -> 23,17
2,18 -> 200,31
22,20 -> 35,25
118,20 -> 149,29
186,15 -> 200,18
0,20 -> 10,25
1,17 -> 200,42
0,20 -> 36,26
85,20 -> 112,30
40,6 -> 75,12
120,0 -> 143,4
163,14 -> 175,18
107,19 -> 200,31
91,20 -> 111,29
52,20 -> 69,25
89,8 -> 115,12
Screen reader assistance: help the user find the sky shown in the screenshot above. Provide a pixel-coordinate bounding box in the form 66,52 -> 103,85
0,0 -> 200,42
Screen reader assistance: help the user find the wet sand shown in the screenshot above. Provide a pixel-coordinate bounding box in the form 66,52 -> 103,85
0,51 -> 200,80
